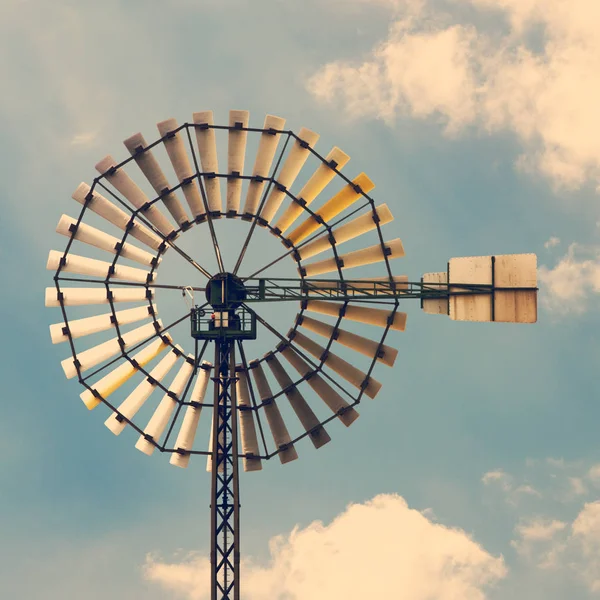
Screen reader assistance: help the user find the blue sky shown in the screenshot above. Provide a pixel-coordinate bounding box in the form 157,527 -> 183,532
2,0 -> 600,598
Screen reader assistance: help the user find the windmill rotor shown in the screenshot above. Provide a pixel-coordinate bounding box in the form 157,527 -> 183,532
46,109 -> 538,600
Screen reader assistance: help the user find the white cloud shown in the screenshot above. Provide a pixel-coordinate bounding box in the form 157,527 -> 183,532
538,243 -> 600,313
546,457 -> 569,469
515,484 -> 542,498
511,517 -> 567,570
587,464 -> 600,485
308,16 -> 479,133
307,0 -> 600,191
515,518 -> 567,543
483,459 -> 600,591
544,237 -> 561,249
482,469 -> 541,505
510,502 -> 600,591
144,494 -> 507,600
69,131 -> 99,147
569,477 -> 588,496
571,501 -> 600,591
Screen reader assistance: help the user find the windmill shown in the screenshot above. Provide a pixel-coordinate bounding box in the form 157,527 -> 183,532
46,110 -> 538,600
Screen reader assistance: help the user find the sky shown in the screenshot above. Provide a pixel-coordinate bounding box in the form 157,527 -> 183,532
2,0 -> 600,598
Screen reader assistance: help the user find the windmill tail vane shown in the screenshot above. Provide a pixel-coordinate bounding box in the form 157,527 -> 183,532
45,109 -> 538,600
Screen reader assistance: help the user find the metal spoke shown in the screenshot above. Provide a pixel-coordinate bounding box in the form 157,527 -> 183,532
241,303 -> 357,401
236,340 -> 269,457
232,133 -> 292,275
55,275 -> 207,292
184,126 -> 225,274
79,308 -> 194,383
95,180 -> 213,279
162,339 -> 209,448
241,199 -> 371,282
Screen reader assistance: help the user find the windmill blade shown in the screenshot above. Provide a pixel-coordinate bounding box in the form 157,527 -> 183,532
45,287 -> 153,307
105,346 -> 183,435
249,360 -> 298,464
258,127 -> 320,224
95,156 -> 177,238
301,238 -> 405,277
304,300 -> 407,331
242,115 -> 286,217
156,119 -> 206,219
290,330 -> 382,399
274,147 -> 350,234
297,314 -> 398,367
226,110 -> 250,216
278,344 -> 358,426
287,173 -> 375,246
72,183 -> 163,250
297,203 -> 393,261
50,305 -> 154,344
61,320 -> 163,379
80,335 -> 172,410
136,355 -> 195,456
235,368 -> 262,472
170,361 -> 214,468
124,132 -> 191,227
193,111 -> 222,213
263,351 -> 331,449
422,272 -> 449,315
47,250 -> 153,284
56,215 -> 159,267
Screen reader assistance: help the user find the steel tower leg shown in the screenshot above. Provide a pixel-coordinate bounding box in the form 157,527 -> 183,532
210,339 -> 241,600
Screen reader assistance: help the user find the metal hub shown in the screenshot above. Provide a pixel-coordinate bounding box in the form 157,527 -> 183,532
205,272 -> 247,311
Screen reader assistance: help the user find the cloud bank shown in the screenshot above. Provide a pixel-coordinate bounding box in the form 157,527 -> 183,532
144,494 -> 506,600
538,243 -> 600,313
307,0 -> 600,192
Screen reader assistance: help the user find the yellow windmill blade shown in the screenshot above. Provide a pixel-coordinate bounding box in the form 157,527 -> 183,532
287,173 -> 375,246
80,335 -> 172,410
273,146 -> 350,234
258,127 -> 320,224
60,320 -> 164,379
300,238 -> 405,278
105,346 -> 183,436
136,355 -> 196,456
297,204 -> 394,261
242,114 -> 286,217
